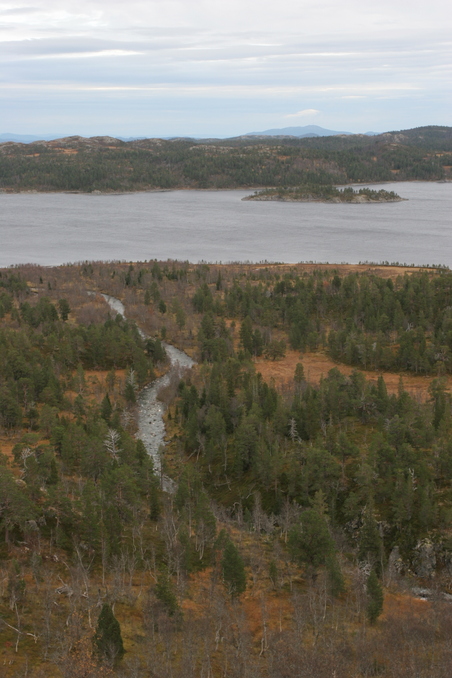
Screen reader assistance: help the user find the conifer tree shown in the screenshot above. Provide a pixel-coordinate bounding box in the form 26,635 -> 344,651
358,503 -> 384,574
240,316 -> 254,354
124,381 -> 136,404
366,569 -> 384,624
149,478 -> 161,521
288,508 -> 335,579
101,394 -> 112,422
294,362 -> 305,386
221,538 -> 247,597
47,457 -> 59,486
93,603 -> 124,664
58,298 -> 70,321
155,571 -> 180,616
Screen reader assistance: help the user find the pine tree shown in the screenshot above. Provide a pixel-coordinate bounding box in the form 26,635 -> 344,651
294,362 -> 305,385
221,538 -> 247,597
366,569 -> 384,624
155,571 -> 180,616
47,457 -> 59,486
101,394 -> 112,422
358,503 -> 384,574
149,479 -> 161,521
326,553 -> 345,597
124,381 -> 136,404
240,316 -> 254,354
58,298 -> 71,321
288,508 -> 335,578
93,603 -> 124,663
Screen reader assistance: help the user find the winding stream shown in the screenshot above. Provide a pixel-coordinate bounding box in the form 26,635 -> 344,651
101,293 -> 195,490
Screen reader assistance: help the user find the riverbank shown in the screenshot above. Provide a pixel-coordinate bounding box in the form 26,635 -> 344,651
101,293 -> 195,490
0,181 -> 438,196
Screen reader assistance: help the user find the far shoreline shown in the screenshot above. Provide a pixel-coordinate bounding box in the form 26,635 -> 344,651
0,179 -> 450,197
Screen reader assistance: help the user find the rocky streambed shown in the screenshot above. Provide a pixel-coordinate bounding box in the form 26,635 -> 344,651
101,294 -> 194,491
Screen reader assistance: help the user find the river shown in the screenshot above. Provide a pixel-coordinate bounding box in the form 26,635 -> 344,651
101,293 -> 194,491
1,182 -> 452,267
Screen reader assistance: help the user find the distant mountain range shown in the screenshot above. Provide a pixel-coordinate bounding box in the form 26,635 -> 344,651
0,133 -> 72,143
244,125 -> 378,138
0,133 -> 144,144
1,127 -> 379,144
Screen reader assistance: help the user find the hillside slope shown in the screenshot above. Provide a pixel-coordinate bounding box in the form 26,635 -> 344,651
0,126 -> 450,193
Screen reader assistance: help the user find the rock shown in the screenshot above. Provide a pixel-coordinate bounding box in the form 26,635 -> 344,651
412,539 -> 437,578
388,546 -> 404,579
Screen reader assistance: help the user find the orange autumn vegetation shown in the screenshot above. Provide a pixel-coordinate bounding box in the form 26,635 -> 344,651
254,349 -> 449,403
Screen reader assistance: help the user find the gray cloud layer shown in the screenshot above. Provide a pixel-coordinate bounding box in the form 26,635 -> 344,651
1,0 -> 450,136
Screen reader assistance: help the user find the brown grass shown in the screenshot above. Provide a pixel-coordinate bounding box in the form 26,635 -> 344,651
254,349 -> 448,402
0,437 -> 19,461
381,591 -> 431,621
215,262 -> 439,280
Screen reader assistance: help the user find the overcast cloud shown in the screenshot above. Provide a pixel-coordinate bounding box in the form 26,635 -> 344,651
0,0 -> 450,137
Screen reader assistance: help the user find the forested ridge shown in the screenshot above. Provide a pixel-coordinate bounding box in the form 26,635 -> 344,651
2,260 -> 452,677
0,125 -> 451,192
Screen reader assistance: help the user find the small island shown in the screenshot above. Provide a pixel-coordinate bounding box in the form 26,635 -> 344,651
243,184 -> 404,203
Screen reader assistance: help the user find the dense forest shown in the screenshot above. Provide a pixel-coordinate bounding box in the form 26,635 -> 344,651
0,125 -> 451,192
1,260 -> 452,677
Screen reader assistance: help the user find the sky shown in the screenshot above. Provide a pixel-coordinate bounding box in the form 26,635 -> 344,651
0,0 -> 451,138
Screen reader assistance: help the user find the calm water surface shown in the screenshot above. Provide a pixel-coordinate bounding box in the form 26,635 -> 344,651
1,182 -> 451,267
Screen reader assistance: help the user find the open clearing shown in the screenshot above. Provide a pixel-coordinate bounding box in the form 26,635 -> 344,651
255,349 -> 449,403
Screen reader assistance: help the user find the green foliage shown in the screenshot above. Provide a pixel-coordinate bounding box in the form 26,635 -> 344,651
124,381 -> 136,404
269,560 -> 278,588
221,536 -> 247,597
358,505 -> 384,573
0,470 -> 36,541
288,509 -> 335,575
248,185 -> 402,202
101,393 -> 113,422
366,569 -> 384,624
264,338 -> 286,360
326,553 -> 345,598
58,298 -> 71,321
93,603 -> 125,663
155,571 -> 180,617
148,479 -> 161,521
294,362 -> 305,384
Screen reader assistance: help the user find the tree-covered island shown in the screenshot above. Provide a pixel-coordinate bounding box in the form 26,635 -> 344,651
243,184 -> 404,202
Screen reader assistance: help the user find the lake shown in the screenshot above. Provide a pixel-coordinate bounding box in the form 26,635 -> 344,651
0,182 -> 451,267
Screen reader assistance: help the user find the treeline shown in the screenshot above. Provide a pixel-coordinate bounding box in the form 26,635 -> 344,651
0,126 -> 451,191
76,260 -> 452,376
183,267 -> 452,375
